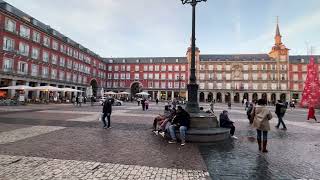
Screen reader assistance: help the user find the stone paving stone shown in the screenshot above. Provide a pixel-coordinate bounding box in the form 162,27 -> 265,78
0,125 -> 65,144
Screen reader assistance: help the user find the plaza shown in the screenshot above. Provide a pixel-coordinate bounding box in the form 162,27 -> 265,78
0,102 -> 319,179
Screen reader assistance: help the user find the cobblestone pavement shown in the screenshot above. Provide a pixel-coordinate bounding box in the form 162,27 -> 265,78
0,102 -> 319,179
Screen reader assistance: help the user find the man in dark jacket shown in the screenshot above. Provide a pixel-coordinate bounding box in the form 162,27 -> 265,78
102,99 -> 112,128
168,106 -> 190,146
275,100 -> 287,130
220,110 -> 237,139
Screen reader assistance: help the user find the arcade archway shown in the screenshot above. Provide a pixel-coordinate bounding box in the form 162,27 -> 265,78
216,92 -> 222,103
131,82 -> 142,96
90,79 -> 98,97
208,92 -> 213,102
199,92 -> 205,102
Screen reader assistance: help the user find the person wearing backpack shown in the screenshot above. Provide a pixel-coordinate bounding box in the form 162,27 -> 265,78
275,100 -> 287,130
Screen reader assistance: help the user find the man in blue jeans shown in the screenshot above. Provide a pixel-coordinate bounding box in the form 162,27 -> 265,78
168,106 -> 190,146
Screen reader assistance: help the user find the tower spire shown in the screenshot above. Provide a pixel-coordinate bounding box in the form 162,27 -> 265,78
276,16 -> 281,36
275,16 -> 282,45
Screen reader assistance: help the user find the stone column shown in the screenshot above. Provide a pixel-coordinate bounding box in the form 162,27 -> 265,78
165,91 -> 168,101
9,80 -> 17,98
221,92 -> 225,103
204,92 -> 208,102
230,92 -> 234,103
257,93 -> 262,100
157,90 -> 160,99
212,92 -> 216,102
248,92 -> 253,102
276,92 -> 280,101
24,81 -> 30,100
267,93 -> 271,103
172,90 -> 174,100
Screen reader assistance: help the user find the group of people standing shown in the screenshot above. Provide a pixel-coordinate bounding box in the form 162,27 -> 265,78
138,98 -> 149,111
72,95 -> 86,107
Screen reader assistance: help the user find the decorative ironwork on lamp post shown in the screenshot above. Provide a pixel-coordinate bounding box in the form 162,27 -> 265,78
181,0 -> 206,113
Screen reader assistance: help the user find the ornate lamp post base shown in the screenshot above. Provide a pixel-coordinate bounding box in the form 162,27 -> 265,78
185,83 -> 199,113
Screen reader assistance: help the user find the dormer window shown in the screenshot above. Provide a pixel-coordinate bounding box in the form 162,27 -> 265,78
176,58 -> 179,63
109,59 -> 113,63
150,59 -> 153,63
162,58 -> 166,63
122,59 -> 126,63
136,59 -> 140,63
301,59 -> 304,63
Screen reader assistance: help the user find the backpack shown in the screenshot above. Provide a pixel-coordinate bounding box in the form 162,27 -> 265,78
280,106 -> 287,114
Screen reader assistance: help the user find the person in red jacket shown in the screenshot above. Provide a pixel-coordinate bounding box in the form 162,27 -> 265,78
307,106 -> 317,122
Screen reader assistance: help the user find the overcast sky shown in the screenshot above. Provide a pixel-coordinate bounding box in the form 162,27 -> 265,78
5,0 -> 320,57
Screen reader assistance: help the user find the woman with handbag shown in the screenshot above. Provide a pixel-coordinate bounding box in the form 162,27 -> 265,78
251,99 -> 273,153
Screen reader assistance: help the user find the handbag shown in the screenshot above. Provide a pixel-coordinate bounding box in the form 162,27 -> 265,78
249,107 -> 255,124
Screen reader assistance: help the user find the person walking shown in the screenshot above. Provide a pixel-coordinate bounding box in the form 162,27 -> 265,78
307,106 -> 318,122
156,98 -> 159,104
141,99 -> 146,111
79,95 -> 83,107
228,101 -> 231,109
102,99 -> 112,128
275,100 -> 287,130
137,98 -> 141,106
145,99 -> 149,110
168,106 -> 190,146
76,96 -> 79,106
251,99 -> 273,153
219,110 -> 237,139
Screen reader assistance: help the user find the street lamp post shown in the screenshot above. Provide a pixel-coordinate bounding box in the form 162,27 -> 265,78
181,0 -> 206,113
176,75 -> 183,101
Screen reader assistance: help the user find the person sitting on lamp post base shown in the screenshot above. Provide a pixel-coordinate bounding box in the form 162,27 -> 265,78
168,106 -> 190,146
219,110 -> 237,139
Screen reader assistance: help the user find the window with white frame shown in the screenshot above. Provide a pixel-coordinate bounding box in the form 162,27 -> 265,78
155,73 -> 159,80
148,73 -> 153,79
168,82 -> 172,89
281,65 -> 287,70
143,65 -> 148,71
226,83 -> 231,89
168,65 -> 173,71
66,72 -> 71,81
42,66 -> 49,78
148,82 -> 153,88
83,76 -> 87,84
262,73 -> 267,80
51,54 -> 58,64
243,73 -> 248,80
281,84 -> 287,90
73,74 -> 77,83
200,65 -> 205,71
59,71 -> 64,81
217,83 -> 222,89
161,82 -> 166,88
243,65 -> 248,71
121,65 -> 125,71
293,74 -> 298,81
262,83 -> 268,90
253,83 -> 258,90
3,58 -> 13,71
31,47 -> 39,59
135,65 -> 139,71
126,65 -> 131,71
108,66 -> 112,71
134,73 -> 139,80
120,73 -> 125,79
20,25 -> 30,39
146,65 -> 152,71
67,59 -> 72,69
19,42 -> 29,56
51,69 -> 57,79
226,74 -> 231,80
271,83 -> 277,90
161,73 -> 166,80
3,37 -> 15,51
294,84 -> 299,90
32,31 -> 41,43
225,65 -> 231,71
217,65 -> 222,70
114,65 -> 119,71
199,83 -> 205,89
59,57 -> 65,67
243,83 -> 249,90
161,65 -> 166,71
200,73 -> 205,80
43,51 -> 49,62
114,73 -> 119,79
31,64 -> 38,76
154,81 -> 159,88
302,65 -> 307,71
78,75 -> 82,84
208,83 -> 213,89
113,82 -> 118,88
253,73 -> 258,80
155,65 -> 160,71
208,73 -> 213,80
52,40 -> 59,50
302,73 -> 307,81
217,73 -> 222,80
280,74 -> 286,80
43,36 -> 50,47
107,73 -> 112,79
60,44 -> 66,53
181,65 -> 186,71
292,65 -> 298,72
208,65 -> 213,71
143,73 -> 148,79
5,18 -> 16,32
18,61 -> 28,74
126,73 -> 130,79
252,65 -> 257,70
174,82 -> 179,88
174,65 -> 179,71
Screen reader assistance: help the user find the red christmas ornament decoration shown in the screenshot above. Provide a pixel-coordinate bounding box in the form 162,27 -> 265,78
300,57 -> 320,108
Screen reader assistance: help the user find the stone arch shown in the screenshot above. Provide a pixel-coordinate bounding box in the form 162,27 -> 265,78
90,79 -> 98,97
225,92 -> 231,103
130,81 -> 142,96
252,93 -> 258,102
207,92 -> 213,102
243,92 -> 249,101
262,93 -> 267,102
234,92 -> 240,103
216,92 -> 222,103
271,93 -> 276,105
199,92 -> 205,102
280,93 -> 286,102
